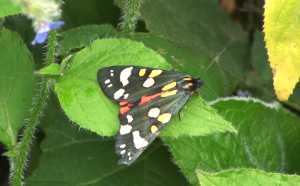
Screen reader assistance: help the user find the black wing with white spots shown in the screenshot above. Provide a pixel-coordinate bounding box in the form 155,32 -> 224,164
115,90 -> 190,165
97,66 -> 189,104
97,65 -> 205,165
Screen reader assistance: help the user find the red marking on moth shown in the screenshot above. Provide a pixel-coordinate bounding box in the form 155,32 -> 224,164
119,101 -> 128,106
120,107 -> 130,114
120,103 -> 134,115
138,92 -> 164,105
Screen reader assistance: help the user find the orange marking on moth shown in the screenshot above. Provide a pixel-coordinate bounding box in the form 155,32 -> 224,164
182,77 -> 192,81
161,90 -> 178,97
138,92 -> 164,105
120,107 -> 130,115
190,91 -> 194,95
119,101 -> 128,106
120,104 -> 134,115
161,82 -> 177,91
188,83 -> 193,87
150,125 -> 158,133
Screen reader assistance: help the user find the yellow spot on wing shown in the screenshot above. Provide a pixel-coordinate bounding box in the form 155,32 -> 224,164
150,125 -> 158,133
139,69 -> 146,77
162,82 -> 177,91
158,113 -> 172,124
183,77 -> 192,81
149,70 -> 163,77
161,90 -> 178,97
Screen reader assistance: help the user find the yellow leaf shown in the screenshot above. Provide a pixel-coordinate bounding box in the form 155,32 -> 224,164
264,0 -> 300,101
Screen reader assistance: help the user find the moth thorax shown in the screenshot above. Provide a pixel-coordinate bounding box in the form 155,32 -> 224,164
180,78 -> 197,92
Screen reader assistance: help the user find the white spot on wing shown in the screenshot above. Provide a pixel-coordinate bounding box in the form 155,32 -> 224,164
127,115 -> 133,123
119,124 -> 132,135
128,152 -> 131,156
110,73 -> 114,76
114,88 -> 125,99
104,79 -> 110,84
120,67 -> 133,86
107,84 -> 113,88
120,150 -> 126,155
148,108 -> 160,118
143,78 -> 155,88
123,93 -> 129,99
120,144 -> 126,148
132,131 -> 149,149
129,156 -> 132,161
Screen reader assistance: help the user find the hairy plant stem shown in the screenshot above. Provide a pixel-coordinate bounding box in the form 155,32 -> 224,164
10,29 -> 58,186
120,0 -> 142,33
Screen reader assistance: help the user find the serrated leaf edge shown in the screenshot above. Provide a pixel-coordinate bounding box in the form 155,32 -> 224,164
209,96 -> 281,110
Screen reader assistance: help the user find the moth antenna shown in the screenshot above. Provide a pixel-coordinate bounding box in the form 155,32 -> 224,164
203,84 -> 220,99
199,48 -> 226,79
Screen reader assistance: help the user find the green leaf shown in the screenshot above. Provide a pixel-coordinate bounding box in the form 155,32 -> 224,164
0,29 -> 37,150
116,0 -> 250,94
248,31 -> 275,103
36,64 -> 61,75
55,38 -> 233,138
4,149 -> 16,157
163,98 -> 300,186
57,24 -> 122,56
54,38 -> 170,136
59,0 -> 249,99
252,32 -> 273,83
160,97 -> 235,137
37,54 -> 74,76
196,168 -> 300,186
0,0 -> 22,18
130,33 -> 227,99
25,93 -> 190,186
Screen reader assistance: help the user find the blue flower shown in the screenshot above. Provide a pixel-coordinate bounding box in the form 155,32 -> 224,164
31,21 -> 65,45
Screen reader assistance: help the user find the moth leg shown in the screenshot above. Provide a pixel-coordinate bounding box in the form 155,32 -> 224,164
178,109 -> 182,121
177,96 -> 191,121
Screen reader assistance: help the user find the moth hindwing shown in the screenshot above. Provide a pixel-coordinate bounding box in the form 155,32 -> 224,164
97,66 -> 205,165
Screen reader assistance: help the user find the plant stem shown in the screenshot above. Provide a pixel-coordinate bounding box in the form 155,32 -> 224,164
10,29 -> 58,186
120,0 -> 142,34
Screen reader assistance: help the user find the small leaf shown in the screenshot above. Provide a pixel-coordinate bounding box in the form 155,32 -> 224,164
4,149 -> 16,157
60,55 -> 73,72
36,55 -> 74,76
264,0 -> 300,101
197,168 -> 300,186
0,29 -> 37,149
36,63 -> 61,75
